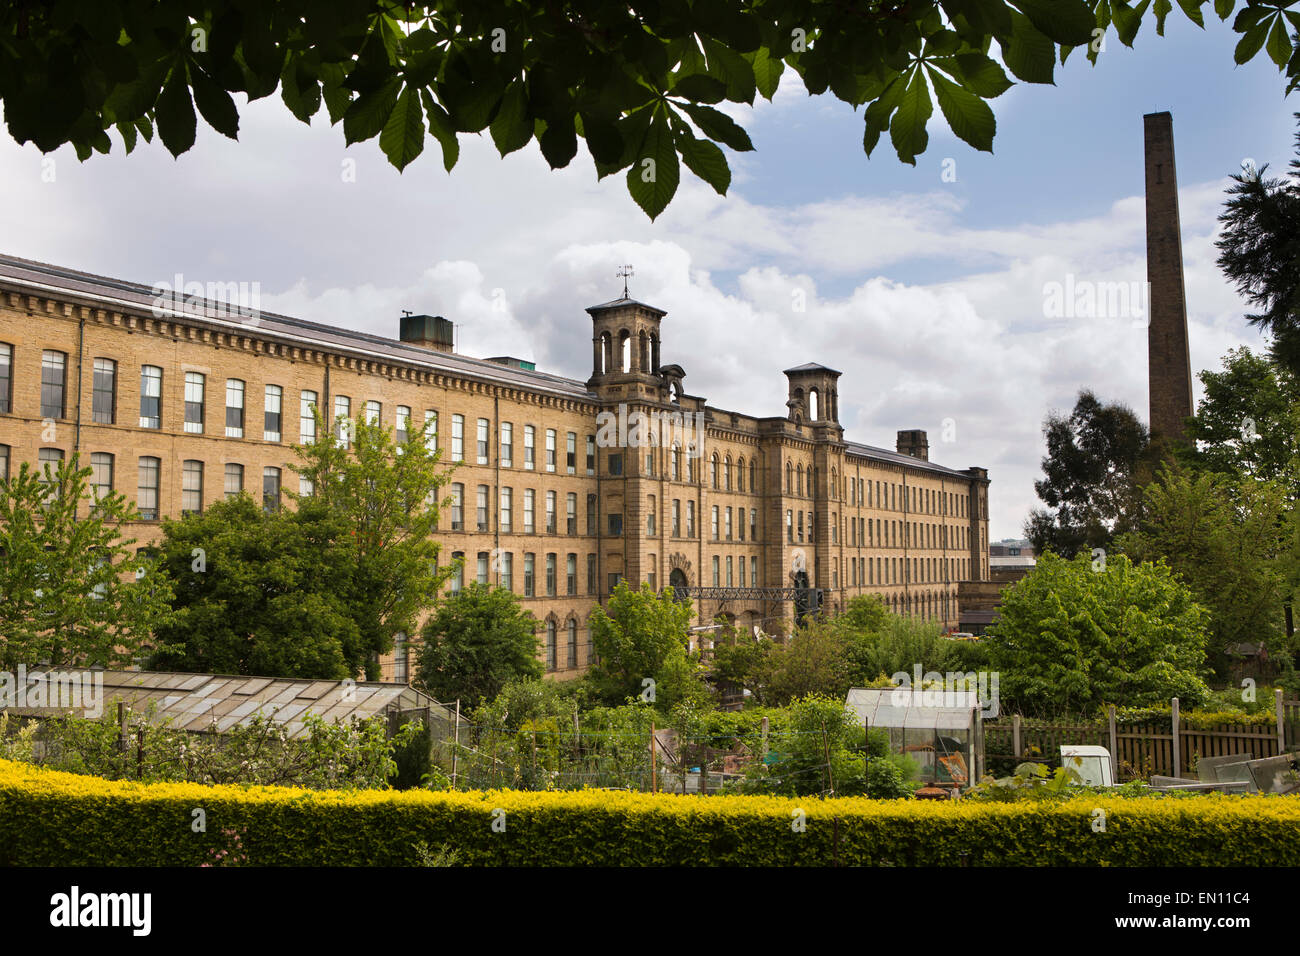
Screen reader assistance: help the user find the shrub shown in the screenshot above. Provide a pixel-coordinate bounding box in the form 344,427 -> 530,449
3,758 -> 1299,867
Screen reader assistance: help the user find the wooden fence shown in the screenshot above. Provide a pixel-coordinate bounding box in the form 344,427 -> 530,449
984,692 -> 1299,782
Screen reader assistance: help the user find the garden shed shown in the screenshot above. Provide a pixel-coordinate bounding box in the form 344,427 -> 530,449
846,687 -> 985,789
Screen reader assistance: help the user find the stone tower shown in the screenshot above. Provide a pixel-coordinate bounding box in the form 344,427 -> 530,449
1143,111 -> 1194,444
783,363 -> 841,424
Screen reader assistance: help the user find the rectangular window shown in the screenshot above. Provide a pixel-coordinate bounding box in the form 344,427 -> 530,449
546,429 -> 556,472
137,456 -> 160,519
224,463 -> 243,498
546,490 -> 557,534
524,426 -> 535,469
567,493 -> 577,535
586,435 -> 596,475
41,350 -> 67,420
727,556 -> 734,588
0,343 -> 11,414
182,372 -> 205,434
672,499 -> 681,537
301,390 -> 319,443
751,555 -> 758,586
725,507 -> 732,541
566,553 -> 577,595
477,418 -> 490,464
363,400 -> 380,426
787,510 -> 794,543
608,572 -> 622,594
299,476 -> 314,496
686,501 -> 696,537
261,386 -> 283,442
451,552 -> 464,594
524,553 -> 535,597
711,506 -> 719,541
501,552 -> 514,591
546,553 -> 556,596
226,380 -> 246,438
500,422 -> 513,467
477,484 -> 490,532
751,508 -> 757,541
182,460 -> 204,513
739,556 -> 747,587
647,499 -> 656,537
566,432 -> 576,474
608,453 -> 623,476
90,452 -> 113,503
452,414 -> 464,462
450,483 -> 464,531
136,364 -> 163,429
587,494 -> 597,536
262,467 -> 281,512
477,551 -> 490,585
0,444 -> 8,481
500,487 -> 513,533
38,448 -> 64,503
91,358 -> 115,424
395,634 -> 409,683
607,512 -> 623,536
587,554 -> 597,594
424,410 -> 437,452
645,452 -> 654,477
712,556 -> 720,587
524,489 -> 535,533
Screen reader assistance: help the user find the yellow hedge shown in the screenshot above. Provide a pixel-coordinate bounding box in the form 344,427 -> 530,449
2,758 -> 1299,866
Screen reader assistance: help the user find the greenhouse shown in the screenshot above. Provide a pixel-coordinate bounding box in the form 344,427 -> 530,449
846,687 -> 985,789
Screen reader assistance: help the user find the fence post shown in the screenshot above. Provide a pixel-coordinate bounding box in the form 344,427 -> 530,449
1107,705 -> 1117,782
1276,688 -> 1285,756
451,699 -> 460,790
650,721 -> 657,794
1171,697 -> 1180,779
1012,714 -> 1021,758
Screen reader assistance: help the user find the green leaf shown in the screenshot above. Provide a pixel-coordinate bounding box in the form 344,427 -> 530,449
379,86 -> 424,171
1011,0 -> 1099,44
539,114 -> 578,169
319,63 -> 352,126
675,124 -> 731,194
1266,16 -> 1292,69
343,78 -> 399,145
626,110 -> 679,220
747,46 -> 785,101
863,116 -> 882,158
1175,0 -> 1206,28
116,120 -> 137,154
134,116 -> 153,144
948,53 -> 1014,97
927,66 -> 996,152
1111,0 -> 1153,47
1235,20 -> 1270,64
155,66 -> 197,157
671,73 -> 728,104
702,37 -> 758,104
191,66 -> 240,139
580,113 -> 624,165
1153,0 -> 1174,34
421,91 -> 460,172
490,83 -> 533,156
889,68 -> 932,165
1000,12 -> 1056,83
679,103 -> 755,151
1215,0 -> 1234,19
280,63 -> 322,125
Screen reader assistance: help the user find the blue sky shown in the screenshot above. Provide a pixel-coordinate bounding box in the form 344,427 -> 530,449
0,13 -> 1292,538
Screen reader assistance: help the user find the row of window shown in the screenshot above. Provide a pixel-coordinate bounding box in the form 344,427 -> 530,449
847,555 -> 971,587
845,517 -> 971,551
445,550 -> 606,599
21,448 -> 289,517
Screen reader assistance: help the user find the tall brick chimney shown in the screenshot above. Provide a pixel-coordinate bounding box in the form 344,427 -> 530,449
896,429 -> 929,461
1143,112 -> 1194,444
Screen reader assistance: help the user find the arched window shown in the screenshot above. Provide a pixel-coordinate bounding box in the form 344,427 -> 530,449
638,330 -> 649,371
687,447 -> 696,483
737,457 -> 745,492
797,464 -> 804,497
751,459 -> 758,493
724,456 -> 731,491
619,330 -> 631,372
809,388 -> 820,421
671,444 -> 681,481
545,619 -> 557,671
785,460 -> 793,494
566,618 -> 578,668
831,468 -> 837,500
710,453 -> 719,489
600,331 -> 612,374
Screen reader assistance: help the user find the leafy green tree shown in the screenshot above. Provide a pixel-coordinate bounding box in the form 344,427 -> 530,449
984,552 -> 1212,716
1117,468 -> 1291,675
291,408 -> 456,679
1216,116 -> 1300,377
416,583 -> 542,705
0,452 -> 173,669
842,593 -> 890,633
1184,346 -> 1300,487
1025,390 -> 1156,558
587,581 -> 697,707
1,2 -> 1287,219
763,619 -> 855,706
148,495 -> 358,678
709,624 -> 771,702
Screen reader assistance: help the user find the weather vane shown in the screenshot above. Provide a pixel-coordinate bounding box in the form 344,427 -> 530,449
616,264 -> 634,298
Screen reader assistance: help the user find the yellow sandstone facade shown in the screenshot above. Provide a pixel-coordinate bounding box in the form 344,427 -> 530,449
0,254 -> 990,681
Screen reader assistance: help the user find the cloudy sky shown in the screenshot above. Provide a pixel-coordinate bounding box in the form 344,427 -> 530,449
1,15 -> 1293,538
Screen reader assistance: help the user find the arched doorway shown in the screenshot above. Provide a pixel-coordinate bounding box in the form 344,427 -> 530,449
669,567 -> 689,602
